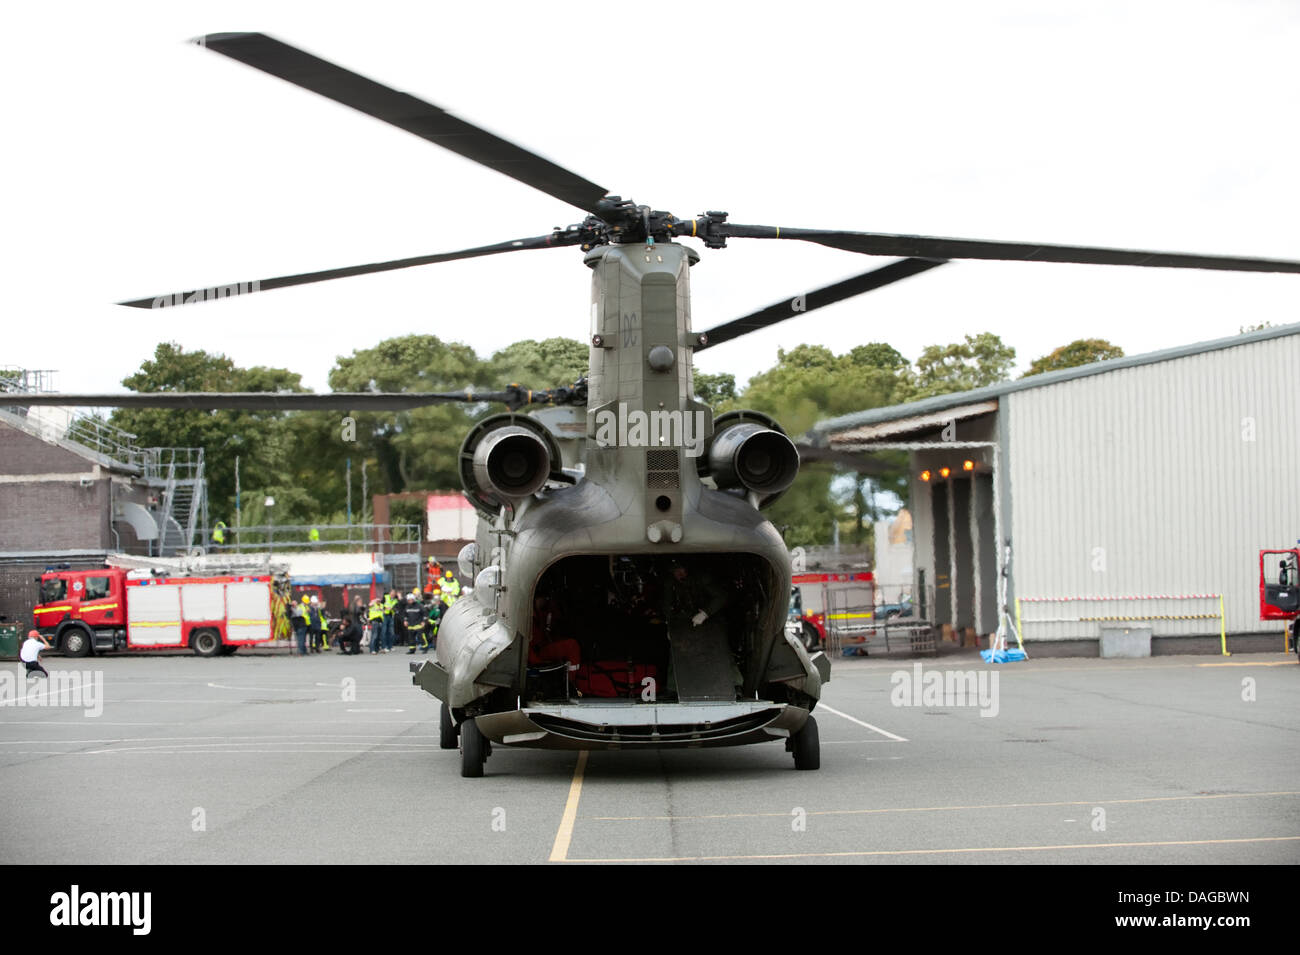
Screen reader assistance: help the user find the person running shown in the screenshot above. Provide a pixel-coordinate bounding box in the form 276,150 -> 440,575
20,630 -> 51,678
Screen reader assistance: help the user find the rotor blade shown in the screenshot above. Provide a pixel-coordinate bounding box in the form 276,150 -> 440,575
1,392 -> 515,412
695,258 -> 946,351
118,232 -> 575,308
720,224 -> 1300,274
197,32 -> 609,215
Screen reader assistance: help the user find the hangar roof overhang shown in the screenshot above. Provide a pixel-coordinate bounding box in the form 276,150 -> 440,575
827,399 -> 998,445
812,320 -> 1300,445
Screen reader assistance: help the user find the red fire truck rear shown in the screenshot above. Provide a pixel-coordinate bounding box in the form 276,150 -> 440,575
32,565 -> 275,657
789,571 -> 875,651
1259,548 -> 1300,658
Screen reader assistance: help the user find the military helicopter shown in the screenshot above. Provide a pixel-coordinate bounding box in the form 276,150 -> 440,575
13,33 -> 1300,777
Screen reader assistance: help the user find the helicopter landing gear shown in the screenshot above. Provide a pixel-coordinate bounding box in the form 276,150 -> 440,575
460,716 -> 491,777
788,714 -> 820,771
440,701 -> 458,750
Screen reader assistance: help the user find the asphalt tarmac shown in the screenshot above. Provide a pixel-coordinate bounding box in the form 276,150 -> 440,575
2,648 -> 1296,864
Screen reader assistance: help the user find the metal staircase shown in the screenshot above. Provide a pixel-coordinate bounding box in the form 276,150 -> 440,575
155,448 -> 207,556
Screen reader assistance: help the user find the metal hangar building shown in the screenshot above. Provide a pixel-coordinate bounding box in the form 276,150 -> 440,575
813,322 -> 1300,655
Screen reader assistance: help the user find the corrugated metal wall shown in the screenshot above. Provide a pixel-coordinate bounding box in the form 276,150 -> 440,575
1007,332 -> 1300,639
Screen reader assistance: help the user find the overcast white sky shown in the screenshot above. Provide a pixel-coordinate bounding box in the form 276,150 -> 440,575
4,0 -> 1298,398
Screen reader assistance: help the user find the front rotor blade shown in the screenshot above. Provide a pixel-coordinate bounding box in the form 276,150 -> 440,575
696,258 -> 946,351
2,392 -> 511,411
721,224 -> 1300,274
118,232 -> 573,308
198,33 -> 610,215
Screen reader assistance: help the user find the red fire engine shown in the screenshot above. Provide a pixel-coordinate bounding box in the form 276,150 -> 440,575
1259,548 -> 1300,657
789,571 -> 875,650
32,565 -> 275,657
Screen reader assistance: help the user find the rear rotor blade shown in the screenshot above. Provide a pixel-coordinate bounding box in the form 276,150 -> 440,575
198,33 -> 610,215
118,232 -> 576,308
696,258 -> 946,351
2,392 -> 513,412
720,223 -> 1300,274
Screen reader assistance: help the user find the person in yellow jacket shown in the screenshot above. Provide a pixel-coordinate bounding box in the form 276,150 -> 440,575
367,598 -> 384,655
306,595 -> 326,653
380,590 -> 398,652
440,570 -> 461,607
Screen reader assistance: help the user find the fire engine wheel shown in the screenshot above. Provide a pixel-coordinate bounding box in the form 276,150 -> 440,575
440,702 -> 458,750
460,717 -> 487,777
61,627 -> 92,658
191,629 -> 222,658
791,715 -> 821,771
800,622 -> 820,652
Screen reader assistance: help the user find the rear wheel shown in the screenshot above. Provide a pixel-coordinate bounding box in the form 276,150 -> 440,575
792,715 -> 821,771
440,702 -> 458,750
61,627 -> 92,658
460,717 -> 487,778
191,629 -> 222,658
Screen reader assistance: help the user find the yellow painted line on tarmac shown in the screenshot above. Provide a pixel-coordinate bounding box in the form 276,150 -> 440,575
591,789 -> 1300,822
833,657 -> 1295,676
564,834 -> 1300,863
1197,661 -> 1294,667
548,750 -> 589,863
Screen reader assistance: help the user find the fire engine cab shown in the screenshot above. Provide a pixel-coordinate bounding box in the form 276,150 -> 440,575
33,565 -> 275,657
1259,548 -> 1300,658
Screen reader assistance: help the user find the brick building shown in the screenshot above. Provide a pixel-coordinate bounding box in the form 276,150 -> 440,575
0,396 -> 206,629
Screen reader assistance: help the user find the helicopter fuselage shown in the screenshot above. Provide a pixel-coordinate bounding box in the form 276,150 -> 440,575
414,241 -> 825,755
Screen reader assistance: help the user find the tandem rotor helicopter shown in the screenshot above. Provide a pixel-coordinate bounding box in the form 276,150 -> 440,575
13,33 -> 1300,776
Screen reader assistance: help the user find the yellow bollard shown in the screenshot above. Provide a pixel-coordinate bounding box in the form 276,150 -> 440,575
1218,594 -> 1229,656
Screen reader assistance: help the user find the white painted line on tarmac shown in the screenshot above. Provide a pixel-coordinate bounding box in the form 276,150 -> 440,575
549,750 -> 589,863
346,708 -> 405,713
817,704 -> 907,741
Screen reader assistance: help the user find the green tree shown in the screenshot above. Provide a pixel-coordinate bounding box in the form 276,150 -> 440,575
111,343 -> 306,523
487,338 -> 588,388
730,342 -> 915,548
328,335 -> 491,495
693,369 -> 737,407
742,343 -> 911,433
1022,338 -> 1124,377
910,332 -> 1016,398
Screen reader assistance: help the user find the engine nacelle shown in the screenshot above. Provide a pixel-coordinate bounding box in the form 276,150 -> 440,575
460,414 -> 562,514
703,411 -> 800,507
